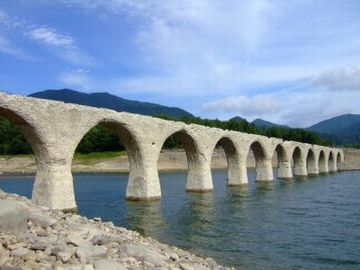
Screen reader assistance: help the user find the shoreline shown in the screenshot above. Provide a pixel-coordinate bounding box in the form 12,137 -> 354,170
0,190 -> 235,269
1,148 -> 360,176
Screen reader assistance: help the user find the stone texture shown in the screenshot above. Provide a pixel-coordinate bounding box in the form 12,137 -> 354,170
94,259 -> 127,270
0,199 -> 28,234
28,208 -> 57,229
122,243 -> 168,266
0,193 -> 235,269
0,92 -> 344,210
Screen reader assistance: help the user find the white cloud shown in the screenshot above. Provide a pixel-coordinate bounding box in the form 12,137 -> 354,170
28,27 -> 74,48
0,35 -> 34,60
203,94 -> 282,117
59,69 -> 92,89
202,89 -> 360,127
26,26 -> 95,66
311,66 -> 360,91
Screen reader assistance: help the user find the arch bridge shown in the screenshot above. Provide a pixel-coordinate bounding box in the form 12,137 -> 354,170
0,93 -> 344,211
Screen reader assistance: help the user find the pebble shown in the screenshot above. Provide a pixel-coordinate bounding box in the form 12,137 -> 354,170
0,191 -> 235,270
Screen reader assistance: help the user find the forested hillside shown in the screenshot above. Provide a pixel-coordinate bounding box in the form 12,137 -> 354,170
30,89 -> 194,119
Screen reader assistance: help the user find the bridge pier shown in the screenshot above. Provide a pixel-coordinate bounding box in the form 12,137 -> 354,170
277,161 -> 293,179
328,156 -> 337,172
319,159 -> 329,173
186,159 -> 213,192
32,161 -> 77,211
126,148 -> 162,201
307,163 -> 319,175
329,162 -> 337,172
126,164 -> 162,201
294,157 -> 308,176
227,159 -> 248,185
256,158 -> 273,181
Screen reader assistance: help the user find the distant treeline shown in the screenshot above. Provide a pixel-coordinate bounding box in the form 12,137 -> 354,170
0,115 -> 333,155
155,115 -> 334,148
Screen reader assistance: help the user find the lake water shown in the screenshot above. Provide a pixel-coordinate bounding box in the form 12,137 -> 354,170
0,170 -> 359,270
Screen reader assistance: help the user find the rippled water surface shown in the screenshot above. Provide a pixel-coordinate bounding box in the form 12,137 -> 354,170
1,170 -> 360,270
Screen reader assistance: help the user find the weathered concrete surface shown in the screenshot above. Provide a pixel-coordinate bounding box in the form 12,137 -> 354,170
0,92 -> 344,210
338,148 -> 360,171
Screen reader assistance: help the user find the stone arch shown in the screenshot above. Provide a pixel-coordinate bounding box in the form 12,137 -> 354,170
157,128 -> 211,192
318,150 -> 327,173
71,118 -> 147,201
73,120 -> 142,168
292,146 -> 304,175
307,149 -> 318,175
273,143 -> 291,179
328,151 -> 335,172
0,107 -> 49,202
274,144 -> 287,162
212,136 -> 240,186
336,151 -> 342,167
247,140 -> 273,181
0,107 -> 45,157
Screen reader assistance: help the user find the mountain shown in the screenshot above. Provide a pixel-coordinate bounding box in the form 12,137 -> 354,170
29,89 -> 194,119
251,118 -> 289,129
307,114 -> 360,144
229,116 -> 244,122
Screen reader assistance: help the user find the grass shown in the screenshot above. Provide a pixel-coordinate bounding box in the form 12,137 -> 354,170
74,151 -> 127,160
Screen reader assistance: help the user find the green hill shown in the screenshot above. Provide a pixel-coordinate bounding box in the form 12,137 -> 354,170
307,114 -> 360,145
29,89 -> 194,119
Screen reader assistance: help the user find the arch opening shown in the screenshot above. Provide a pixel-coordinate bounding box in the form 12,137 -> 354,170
328,152 -> 335,172
318,150 -> 327,173
306,149 -> 317,175
0,108 -> 45,199
273,144 -> 290,179
71,121 -> 142,205
336,152 -> 342,166
246,141 -> 272,182
157,130 -> 201,192
292,147 -> 301,171
72,123 -> 130,171
211,137 -> 238,187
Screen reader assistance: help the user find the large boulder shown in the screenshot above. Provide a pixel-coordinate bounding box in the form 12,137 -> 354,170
122,243 -> 167,267
0,199 -> 28,234
94,259 -> 127,270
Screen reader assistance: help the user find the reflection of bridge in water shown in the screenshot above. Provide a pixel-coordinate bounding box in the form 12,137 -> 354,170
0,92 -> 344,211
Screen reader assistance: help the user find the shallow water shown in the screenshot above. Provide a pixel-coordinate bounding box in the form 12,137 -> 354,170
1,170 -> 360,270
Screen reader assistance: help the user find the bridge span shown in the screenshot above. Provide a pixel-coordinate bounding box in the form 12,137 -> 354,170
0,93 -> 344,211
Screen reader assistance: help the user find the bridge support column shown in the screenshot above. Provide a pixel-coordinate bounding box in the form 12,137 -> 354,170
32,161 -> 76,211
256,158 -> 273,181
319,160 -> 329,173
330,163 -> 337,172
294,157 -> 308,176
186,159 -> 213,192
328,160 -> 337,172
126,156 -> 161,201
277,161 -> 293,179
227,159 -> 248,185
307,162 -> 319,175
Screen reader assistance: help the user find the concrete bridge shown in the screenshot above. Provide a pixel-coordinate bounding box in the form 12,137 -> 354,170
0,93 -> 344,211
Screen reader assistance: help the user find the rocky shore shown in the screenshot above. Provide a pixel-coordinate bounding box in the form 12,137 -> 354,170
0,189 -> 234,270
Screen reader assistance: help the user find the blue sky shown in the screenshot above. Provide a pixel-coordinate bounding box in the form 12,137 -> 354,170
0,0 -> 360,127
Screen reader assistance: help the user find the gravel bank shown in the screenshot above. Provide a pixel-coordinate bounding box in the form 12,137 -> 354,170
0,189 -> 235,270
